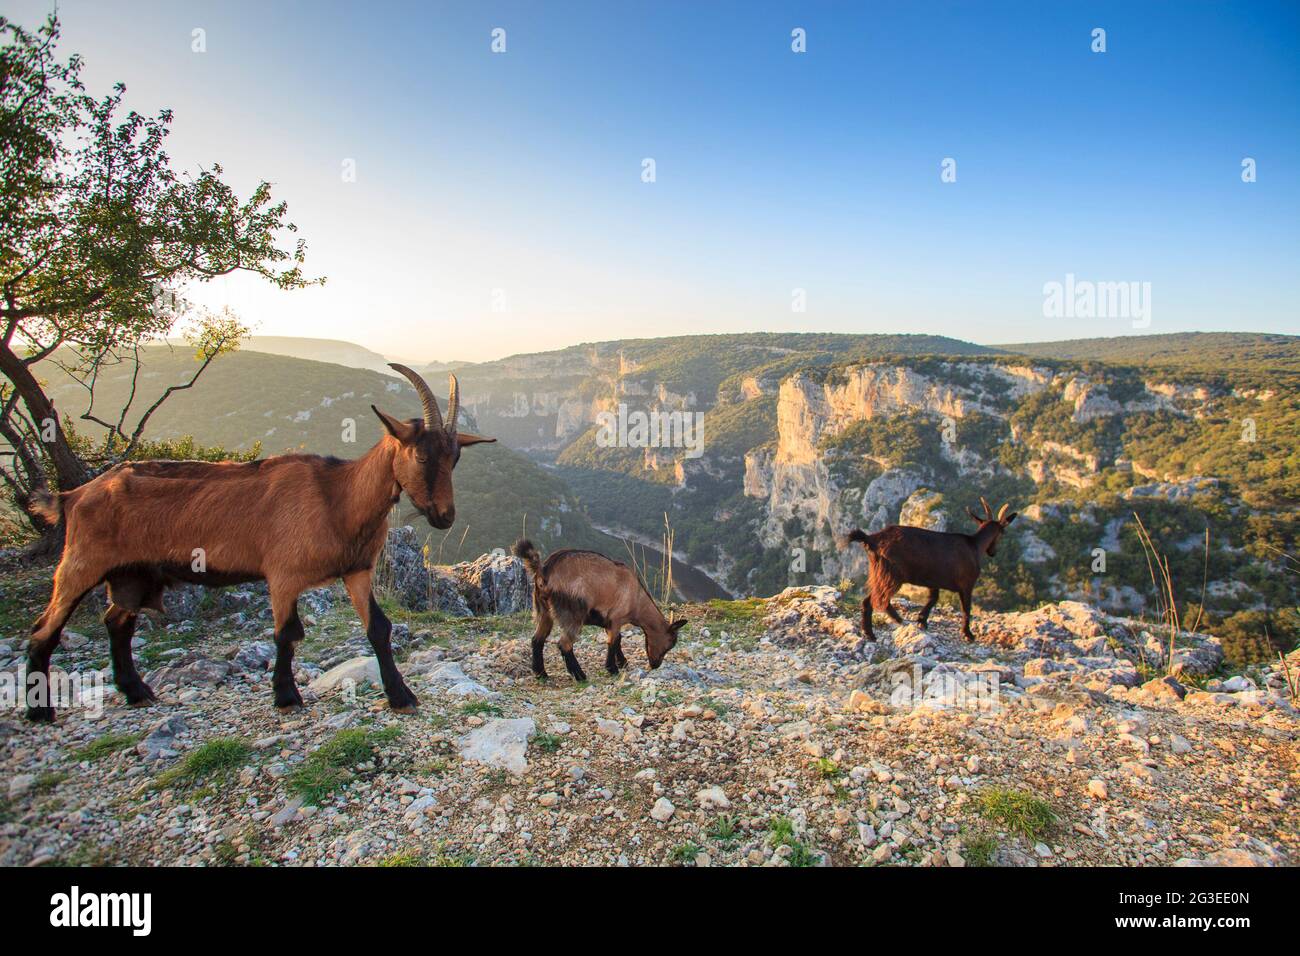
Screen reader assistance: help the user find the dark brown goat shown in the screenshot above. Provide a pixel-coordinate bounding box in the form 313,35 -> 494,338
844,498 -> 1017,641
512,539 -> 686,682
23,364 -> 494,722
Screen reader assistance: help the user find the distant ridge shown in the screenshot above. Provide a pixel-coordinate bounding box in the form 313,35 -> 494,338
239,336 -> 398,375
225,330 -> 1296,380
996,332 -> 1300,376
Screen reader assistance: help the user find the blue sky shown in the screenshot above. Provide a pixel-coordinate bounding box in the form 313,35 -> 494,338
11,0 -> 1299,360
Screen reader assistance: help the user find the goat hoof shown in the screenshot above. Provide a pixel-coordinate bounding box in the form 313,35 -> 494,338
123,683 -> 157,706
387,687 -> 420,713
274,685 -> 304,710
25,705 -> 55,723
571,673 -> 589,684
532,671 -> 548,681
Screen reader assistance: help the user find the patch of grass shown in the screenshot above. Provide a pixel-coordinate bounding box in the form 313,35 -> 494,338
961,827 -> 999,867
377,850 -> 425,867
708,814 -> 739,843
976,787 -> 1057,841
704,597 -> 766,622
63,841 -> 116,867
458,700 -> 504,718
699,695 -> 730,716
813,757 -> 849,799
668,841 -> 701,864
374,599 -> 461,630
34,770 -> 69,793
430,844 -> 475,867
136,636 -> 201,668
286,726 -> 403,805
768,815 -> 818,867
533,732 -> 561,753
814,757 -> 840,778
418,757 -> 452,776
72,732 -> 141,763
479,768 -> 513,793
213,839 -> 241,866
656,687 -> 684,706
212,825 -> 270,867
154,738 -> 252,791
768,589 -> 813,607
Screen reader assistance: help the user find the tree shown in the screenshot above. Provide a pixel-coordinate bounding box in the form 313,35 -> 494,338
0,14 -> 318,532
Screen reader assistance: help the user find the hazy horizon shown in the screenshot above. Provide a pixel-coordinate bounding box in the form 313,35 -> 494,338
11,0 -> 1299,361
222,327 -> 1296,369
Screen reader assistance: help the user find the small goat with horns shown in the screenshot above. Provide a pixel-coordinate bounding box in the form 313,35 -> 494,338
843,497 -> 1017,641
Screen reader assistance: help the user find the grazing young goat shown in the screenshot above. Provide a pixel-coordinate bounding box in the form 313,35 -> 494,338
23,365 -> 494,722
844,498 -> 1017,642
512,539 -> 686,682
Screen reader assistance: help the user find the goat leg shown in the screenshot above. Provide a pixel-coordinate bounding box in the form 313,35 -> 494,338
105,605 -> 155,706
557,632 -> 588,683
271,606 -> 306,710
24,634 -> 62,723
343,571 -> 418,712
917,588 -> 940,630
604,626 -> 625,676
365,595 -> 419,712
25,580 -> 94,722
530,615 -> 553,679
959,589 -> 976,641
860,597 -> 874,639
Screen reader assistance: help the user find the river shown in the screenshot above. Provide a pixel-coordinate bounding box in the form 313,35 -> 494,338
591,525 -> 733,603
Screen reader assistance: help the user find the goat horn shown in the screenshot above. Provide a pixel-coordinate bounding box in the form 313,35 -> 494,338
388,363 -> 443,430
446,374 -> 460,435
997,503 -> 1010,522
979,496 -> 992,519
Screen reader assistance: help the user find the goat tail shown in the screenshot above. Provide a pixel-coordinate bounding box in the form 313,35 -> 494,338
26,490 -> 64,527
867,551 -> 903,612
512,538 -> 544,579
844,528 -> 876,552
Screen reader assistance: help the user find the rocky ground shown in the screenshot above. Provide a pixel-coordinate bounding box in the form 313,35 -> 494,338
1,546 -> 1296,868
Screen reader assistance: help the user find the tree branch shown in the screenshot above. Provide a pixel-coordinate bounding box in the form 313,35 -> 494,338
116,334 -> 231,460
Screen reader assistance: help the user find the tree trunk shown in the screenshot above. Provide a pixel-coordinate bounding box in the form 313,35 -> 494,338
23,524 -> 64,561
0,343 -> 93,492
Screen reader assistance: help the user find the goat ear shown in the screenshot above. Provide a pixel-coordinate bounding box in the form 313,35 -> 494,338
455,432 -> 497,447
669,619 -> 688,633
372,405 -> 417,442
1002,512 -> 1018,525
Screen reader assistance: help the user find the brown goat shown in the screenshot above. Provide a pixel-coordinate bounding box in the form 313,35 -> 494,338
23,364 -> 494,722
512,539 -> 686,682
844,498 -> 1017,642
